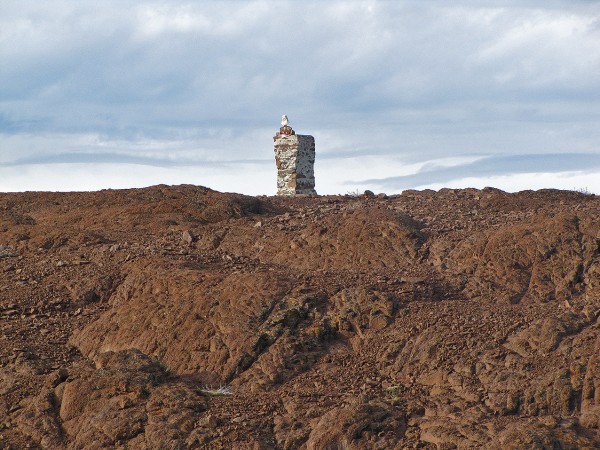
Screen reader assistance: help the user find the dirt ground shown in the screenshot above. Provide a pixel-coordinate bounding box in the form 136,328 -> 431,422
0,184 -> 598,449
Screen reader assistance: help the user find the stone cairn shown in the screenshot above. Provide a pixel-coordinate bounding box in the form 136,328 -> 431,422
273,115 -> 316,196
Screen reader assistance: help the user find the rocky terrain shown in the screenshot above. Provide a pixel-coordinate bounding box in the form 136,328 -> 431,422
0,184 -> 598,449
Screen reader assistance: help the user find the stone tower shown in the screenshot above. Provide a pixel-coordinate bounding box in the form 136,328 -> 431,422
273,115 -> 316,196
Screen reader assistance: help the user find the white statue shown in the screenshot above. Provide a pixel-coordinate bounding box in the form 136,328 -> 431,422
281,115 -> 289,126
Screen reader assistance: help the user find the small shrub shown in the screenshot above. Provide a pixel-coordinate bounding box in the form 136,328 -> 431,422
574,187 -> 595,196
199,385 -> 232,396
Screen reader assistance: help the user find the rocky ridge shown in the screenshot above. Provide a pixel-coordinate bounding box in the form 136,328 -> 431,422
0,185 -> 598,449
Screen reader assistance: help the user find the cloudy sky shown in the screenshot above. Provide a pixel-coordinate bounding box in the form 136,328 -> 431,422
1,0 -> 599,195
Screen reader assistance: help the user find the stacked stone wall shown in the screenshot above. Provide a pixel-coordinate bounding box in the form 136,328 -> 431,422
274,133 -> 316,196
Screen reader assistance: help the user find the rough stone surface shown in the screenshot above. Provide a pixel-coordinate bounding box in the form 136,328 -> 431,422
0,185 -> 598,449
274,126 -> 316,196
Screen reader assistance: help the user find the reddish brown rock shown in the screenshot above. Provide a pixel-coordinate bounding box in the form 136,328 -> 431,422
0,185 -> 598,448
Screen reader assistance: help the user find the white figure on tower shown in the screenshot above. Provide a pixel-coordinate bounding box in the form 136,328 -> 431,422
281,115 -> 289,126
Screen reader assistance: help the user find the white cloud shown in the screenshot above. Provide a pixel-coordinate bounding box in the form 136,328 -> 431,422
135,6 -> 210,37
1,158 -> 597,197
0,1 -> 599,194
473,12 -> 600,87
0,162 -> 274,195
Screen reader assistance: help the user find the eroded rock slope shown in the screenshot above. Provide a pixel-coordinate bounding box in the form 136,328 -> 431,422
0,185 -> 598,449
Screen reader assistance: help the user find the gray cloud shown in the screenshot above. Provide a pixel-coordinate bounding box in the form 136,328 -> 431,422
2,151 -> 266,167
1,1 -> 599,192
358,153 -> 600,191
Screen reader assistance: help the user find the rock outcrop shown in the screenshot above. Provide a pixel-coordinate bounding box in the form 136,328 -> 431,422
0,185 -> 598,448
